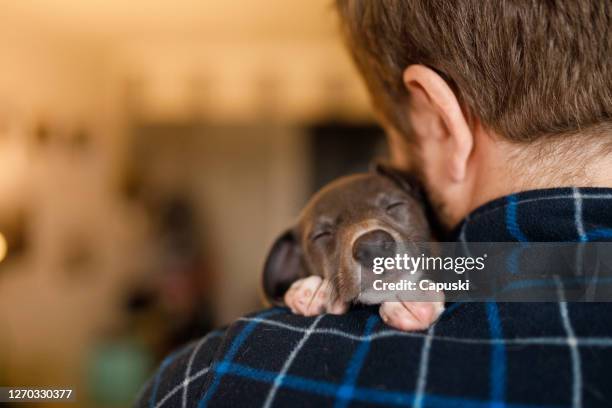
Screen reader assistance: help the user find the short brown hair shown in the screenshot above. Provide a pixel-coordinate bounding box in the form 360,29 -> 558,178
335,0 -> 612,142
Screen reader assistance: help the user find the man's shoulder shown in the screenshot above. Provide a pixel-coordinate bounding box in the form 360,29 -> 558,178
135,326 -> 226,408
136,303 -> 612,407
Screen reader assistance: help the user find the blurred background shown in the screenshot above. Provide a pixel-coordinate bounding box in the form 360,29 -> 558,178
0,1 -> 385,406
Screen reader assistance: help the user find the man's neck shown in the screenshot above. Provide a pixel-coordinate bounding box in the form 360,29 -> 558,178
468,130 -> 612,219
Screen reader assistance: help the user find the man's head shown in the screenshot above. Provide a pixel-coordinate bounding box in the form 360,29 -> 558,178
336,0 -> 612,229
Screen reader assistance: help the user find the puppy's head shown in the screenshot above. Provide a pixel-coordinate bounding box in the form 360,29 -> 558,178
262,164 -> 431,306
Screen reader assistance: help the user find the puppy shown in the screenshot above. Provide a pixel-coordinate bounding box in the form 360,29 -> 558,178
262,164 -> 445,331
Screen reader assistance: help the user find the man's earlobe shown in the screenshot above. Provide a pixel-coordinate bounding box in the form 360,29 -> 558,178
261,229 -> 306,306
402,64 -> 474,182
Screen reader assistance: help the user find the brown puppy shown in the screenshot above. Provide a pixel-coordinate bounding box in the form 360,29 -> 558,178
262,165 -> 444,331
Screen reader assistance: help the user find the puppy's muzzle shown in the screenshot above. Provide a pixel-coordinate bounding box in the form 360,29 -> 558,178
352,229 -> 396,268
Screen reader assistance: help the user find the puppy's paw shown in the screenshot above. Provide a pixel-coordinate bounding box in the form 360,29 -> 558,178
284,276 -> 348,316
379,301 -> 444,331
284,276 -> 327,316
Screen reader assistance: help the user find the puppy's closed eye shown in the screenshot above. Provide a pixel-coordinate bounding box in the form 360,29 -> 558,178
385,202 -> 407,212
385,201 -> 410,220
311,230 -> 332,242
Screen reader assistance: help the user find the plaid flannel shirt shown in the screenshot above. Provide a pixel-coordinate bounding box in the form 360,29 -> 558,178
136,187 -> 612,408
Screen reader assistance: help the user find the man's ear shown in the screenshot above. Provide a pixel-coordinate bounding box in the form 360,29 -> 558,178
402,64 -> 473,182
372,161 -> 423,198
262,229 -> 306,306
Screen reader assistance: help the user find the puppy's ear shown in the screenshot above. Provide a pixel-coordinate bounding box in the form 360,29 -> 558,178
262,229 -> 306,306
372,161 -> 422,197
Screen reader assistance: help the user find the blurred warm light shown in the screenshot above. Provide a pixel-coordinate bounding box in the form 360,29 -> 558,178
0,232 -> 7,263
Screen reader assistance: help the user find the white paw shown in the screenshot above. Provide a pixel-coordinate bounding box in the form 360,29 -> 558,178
284,276 -> 348,316
379,301 -> 445,331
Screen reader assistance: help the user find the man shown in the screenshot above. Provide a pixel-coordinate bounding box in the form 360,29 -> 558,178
137,1 -> 612,407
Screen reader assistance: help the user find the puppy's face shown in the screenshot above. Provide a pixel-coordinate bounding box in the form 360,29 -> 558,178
263,166 -> 431,305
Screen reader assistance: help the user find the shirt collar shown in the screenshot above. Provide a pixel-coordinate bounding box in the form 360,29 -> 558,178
451,187 -> 612,242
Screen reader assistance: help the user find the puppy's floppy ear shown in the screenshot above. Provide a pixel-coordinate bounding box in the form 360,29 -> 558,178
262,229 -> 307,306
372,161 -> 422,198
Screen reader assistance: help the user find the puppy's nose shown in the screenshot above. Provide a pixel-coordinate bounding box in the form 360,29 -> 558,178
352,229 -> 396,267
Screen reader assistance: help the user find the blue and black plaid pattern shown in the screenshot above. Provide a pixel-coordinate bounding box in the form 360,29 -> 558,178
136,187 -> 612,408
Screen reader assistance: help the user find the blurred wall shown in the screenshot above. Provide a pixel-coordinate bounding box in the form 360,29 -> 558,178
0,1 -> 374,406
